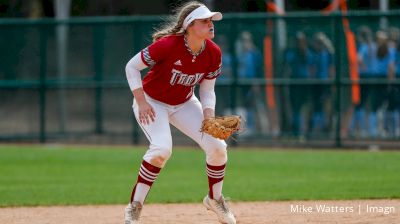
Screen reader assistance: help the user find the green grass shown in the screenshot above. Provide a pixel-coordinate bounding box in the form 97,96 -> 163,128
0,144 -> 400,207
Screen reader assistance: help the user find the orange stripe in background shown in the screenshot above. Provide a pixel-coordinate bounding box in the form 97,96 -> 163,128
321,0 -> 360,105
339,0 -> 361,105
345,29 -> 361,104
264,1 -> 280,109
264,36 -> 276,108
321,0 -> 339,15
266,2 -> 285,15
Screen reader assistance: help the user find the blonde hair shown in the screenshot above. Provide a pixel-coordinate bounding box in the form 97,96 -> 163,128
152,1 -> 203,42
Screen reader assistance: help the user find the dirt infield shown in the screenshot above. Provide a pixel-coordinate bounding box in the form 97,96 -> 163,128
1,200 -> 399,224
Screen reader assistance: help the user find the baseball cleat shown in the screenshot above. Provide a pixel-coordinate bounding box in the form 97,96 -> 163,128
203,195 -> 236,224
124,201 -> 142,224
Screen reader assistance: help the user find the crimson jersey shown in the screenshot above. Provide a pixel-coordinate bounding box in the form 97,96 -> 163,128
140,35 -> 222,105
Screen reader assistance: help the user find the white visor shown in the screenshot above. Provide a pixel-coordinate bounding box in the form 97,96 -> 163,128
182,5 -> 222,30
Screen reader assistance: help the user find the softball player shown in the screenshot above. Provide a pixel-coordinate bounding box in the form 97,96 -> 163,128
124,1 -> 236,224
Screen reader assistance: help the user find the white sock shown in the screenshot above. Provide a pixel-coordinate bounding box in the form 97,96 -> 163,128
212,181 -> 224,200
133,183 -> 150,205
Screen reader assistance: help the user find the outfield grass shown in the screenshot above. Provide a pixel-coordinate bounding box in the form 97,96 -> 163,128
0,144 -> 399,207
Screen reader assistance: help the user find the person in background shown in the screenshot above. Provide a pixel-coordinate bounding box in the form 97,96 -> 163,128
284,31 -> 314,139
310,32 -> 335,135
368,30 -> 395,137
235,31 -> 263,135
351,26 -> 376,137
385,27 -> 400,137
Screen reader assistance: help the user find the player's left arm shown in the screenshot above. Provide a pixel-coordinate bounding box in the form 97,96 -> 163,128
199,78 -> 216,119
201,43 -> 222,119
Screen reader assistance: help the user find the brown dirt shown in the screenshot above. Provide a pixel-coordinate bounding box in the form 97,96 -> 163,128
0,200 -> 399,224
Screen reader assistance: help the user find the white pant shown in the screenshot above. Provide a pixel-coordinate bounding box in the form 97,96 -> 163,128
132,94 -> 227,168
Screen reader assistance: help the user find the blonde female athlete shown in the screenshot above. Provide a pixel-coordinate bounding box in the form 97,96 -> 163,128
124,1 -> 236,224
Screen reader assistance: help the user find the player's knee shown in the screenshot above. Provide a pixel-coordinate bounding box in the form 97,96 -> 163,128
153,146 -> 172,166
206,141 -> 227,165
145,143 -> 172,167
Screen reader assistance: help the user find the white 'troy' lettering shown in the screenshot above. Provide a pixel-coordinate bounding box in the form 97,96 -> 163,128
169,69 -> 204,86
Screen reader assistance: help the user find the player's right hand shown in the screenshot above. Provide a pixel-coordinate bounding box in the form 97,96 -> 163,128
137,100 -> 156,125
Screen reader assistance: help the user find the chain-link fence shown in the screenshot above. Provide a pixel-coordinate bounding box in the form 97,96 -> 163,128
1,11 -> 400,148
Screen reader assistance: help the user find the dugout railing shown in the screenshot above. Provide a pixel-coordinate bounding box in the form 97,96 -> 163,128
1,11 -> 400,148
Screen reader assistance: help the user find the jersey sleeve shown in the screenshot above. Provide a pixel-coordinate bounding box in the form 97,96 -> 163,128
140,37 -> 170,66
204,47 -> 222,80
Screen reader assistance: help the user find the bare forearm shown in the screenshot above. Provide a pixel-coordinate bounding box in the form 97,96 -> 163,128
203,108 -> 215,119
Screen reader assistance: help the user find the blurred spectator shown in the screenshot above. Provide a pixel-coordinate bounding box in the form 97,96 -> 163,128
284,31 -> 314,138
395,31 -> 400,76
390,27 -> 400,77
388,27 -> 400,51
355,30 -> 396,138
391,27 -> 400,76
216,35 -> 233,80
372,31 -> 395,137
386,27 -> 400,137
357,26 -> 377,75
236,31 -> 262,79
351,26 -> 376,137
235,31 -> 263,135
310,32 -> 335,134
311,32 -> 335,79
375,31 -> 395,78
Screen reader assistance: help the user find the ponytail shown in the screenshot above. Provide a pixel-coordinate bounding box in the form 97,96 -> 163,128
152,22 -> 184,42
152,1 -> 203,42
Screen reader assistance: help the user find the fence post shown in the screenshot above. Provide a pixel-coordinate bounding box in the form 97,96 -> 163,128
39,26 -> 48,143
93,25 -> 105,134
